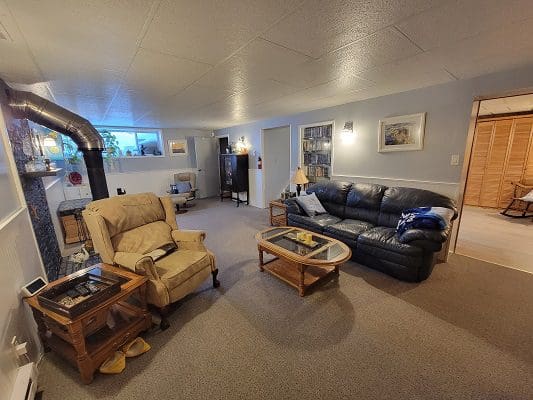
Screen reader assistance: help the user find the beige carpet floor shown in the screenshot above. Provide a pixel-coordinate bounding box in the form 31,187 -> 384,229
39,198 -> 533,399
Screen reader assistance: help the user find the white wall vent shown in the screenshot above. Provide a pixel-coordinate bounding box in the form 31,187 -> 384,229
10,363 -> 38,400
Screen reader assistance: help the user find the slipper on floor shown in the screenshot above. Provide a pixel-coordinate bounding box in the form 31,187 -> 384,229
122,337 -> 151,357
99,351 -> 126,374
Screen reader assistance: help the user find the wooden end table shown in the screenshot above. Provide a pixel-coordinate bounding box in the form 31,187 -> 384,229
269,199 -> 287,226
255,227 -> 351,296
25,264 -> 151,384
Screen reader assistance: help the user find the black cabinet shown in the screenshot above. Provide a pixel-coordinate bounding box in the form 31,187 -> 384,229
219,154 -> 249,206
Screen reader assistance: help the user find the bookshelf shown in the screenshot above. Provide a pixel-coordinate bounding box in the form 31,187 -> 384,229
299,121 -> 334,184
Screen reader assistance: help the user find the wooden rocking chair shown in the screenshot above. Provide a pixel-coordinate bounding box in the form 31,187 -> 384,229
501,182 -> 533,219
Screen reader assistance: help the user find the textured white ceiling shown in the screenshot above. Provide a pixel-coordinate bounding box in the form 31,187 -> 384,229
1,0 -> 533,129
479,94 -> 533,116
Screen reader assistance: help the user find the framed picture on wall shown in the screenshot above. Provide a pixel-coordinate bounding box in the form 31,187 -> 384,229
378,112 -> 426,152
168,139 -> 188,156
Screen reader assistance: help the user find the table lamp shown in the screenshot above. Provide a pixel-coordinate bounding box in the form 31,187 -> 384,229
292,167 -> 309,196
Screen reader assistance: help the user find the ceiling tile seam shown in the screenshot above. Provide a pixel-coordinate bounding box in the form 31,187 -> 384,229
443,68 -> 459,81
132,0 -> 309,125
0,19 -> 12,41
257,37 -> 318,60
391,25 -> 425,52
137,46 -> 215,68
311,24 -> 413,63
102,0 -> 163,122
3,1 -> 55,101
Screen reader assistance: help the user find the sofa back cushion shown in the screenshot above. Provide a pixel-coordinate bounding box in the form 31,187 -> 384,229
86,192 -> 166,238
378,187 -> 457,228
306,181 -> 352,218
112,220 -> 174,254
344,183 -> 387,224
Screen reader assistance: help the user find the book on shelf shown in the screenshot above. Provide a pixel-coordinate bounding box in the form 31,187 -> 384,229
303,124 -> 332,139
302,139 -> 330,152
303,165 -> 329,178
303,152 -> 331,165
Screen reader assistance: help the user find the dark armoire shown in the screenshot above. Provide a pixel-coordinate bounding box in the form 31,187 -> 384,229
219,154 -> 249,206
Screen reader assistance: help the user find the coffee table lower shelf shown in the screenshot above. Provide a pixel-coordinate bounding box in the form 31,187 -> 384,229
259,255 -> 338,296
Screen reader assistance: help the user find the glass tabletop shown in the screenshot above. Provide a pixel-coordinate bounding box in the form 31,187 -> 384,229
260,227 -> 347,261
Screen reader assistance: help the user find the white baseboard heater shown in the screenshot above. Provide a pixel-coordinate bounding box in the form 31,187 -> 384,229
10,363 -> 38,400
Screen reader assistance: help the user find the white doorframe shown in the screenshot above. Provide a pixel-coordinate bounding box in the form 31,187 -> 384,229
451,87 -> 533,256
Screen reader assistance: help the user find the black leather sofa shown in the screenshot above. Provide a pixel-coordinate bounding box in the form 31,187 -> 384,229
284,181 -> 458,282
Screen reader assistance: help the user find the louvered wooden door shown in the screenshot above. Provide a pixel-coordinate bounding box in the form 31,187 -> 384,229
465,115 -> 533,208
464,121 -> 493,205
498,118 -> 533,207
479,120 -> 513,207
523,129 -> 533,186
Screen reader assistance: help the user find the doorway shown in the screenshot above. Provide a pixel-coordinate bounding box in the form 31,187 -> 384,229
455,93 -> 533,273
262,125 -> 291,206
218,136 -> 229,155
194,136 -> 219,198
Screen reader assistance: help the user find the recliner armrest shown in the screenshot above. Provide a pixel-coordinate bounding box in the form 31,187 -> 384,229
171,229 -> 206,242
114,252 -> 160,280
284,198 -> 303,215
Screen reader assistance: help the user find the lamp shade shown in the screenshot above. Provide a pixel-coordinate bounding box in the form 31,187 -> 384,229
291,167 -> 309,185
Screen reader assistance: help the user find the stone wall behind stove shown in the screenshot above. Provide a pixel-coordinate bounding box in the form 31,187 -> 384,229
5,109 -> 61,280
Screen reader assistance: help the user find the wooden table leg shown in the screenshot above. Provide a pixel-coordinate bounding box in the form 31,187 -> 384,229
298,264 -> 306,297
31,308 -> 51,352
67,321 -> 93,384
258,245 -> 264,271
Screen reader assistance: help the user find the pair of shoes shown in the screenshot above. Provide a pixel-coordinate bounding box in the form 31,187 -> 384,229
122,336 -> 151,357
99,337 -> 151,374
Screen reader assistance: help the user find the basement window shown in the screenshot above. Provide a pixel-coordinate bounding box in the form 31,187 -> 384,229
96,128 -> 164,158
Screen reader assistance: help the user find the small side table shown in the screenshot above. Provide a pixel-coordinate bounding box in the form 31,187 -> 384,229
269,199 -> 287,226
25,264 -> 151,384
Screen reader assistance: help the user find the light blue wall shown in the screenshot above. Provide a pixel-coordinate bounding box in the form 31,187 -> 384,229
215,66 -> 533,185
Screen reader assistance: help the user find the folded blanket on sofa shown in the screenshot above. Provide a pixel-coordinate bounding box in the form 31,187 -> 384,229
397,207 -> 454,235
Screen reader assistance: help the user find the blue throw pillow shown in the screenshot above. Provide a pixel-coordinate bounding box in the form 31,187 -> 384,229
176,182 -> 192,193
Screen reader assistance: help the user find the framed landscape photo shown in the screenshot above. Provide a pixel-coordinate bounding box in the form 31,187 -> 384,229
168,139 -> 188,156
378,113 -> 426,152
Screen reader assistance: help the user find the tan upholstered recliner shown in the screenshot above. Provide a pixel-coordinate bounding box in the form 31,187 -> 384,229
82,192 -> 219,329
168,172 -> 197,211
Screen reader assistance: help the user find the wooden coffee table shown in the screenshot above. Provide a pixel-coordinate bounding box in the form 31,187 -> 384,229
255,227 -> 351,296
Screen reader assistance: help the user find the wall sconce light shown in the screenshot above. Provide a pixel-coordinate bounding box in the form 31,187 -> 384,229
235,136 -> 249,154
341,121 -> 355,144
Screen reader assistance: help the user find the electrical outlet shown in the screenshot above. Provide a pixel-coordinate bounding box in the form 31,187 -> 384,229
450,154 -> 460,166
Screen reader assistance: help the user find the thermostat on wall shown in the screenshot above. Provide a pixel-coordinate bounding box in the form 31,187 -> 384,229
21,276 -> 48,297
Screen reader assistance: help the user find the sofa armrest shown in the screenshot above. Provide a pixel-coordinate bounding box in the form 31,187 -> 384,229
114,252 -> 160,280
171,229 -> 206,242
284,198 -> 303,215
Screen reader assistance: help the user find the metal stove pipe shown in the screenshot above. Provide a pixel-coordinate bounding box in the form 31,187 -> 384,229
0,79 -> 109,199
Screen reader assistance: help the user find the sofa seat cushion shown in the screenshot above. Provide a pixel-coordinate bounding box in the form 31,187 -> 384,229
357,227 -> 423,268
287,213 -> 341,232
156,250 -> 211,289
324,219 -> 374,241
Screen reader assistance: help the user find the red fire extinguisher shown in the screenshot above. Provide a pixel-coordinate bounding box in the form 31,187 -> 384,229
258,156 -> 262,169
